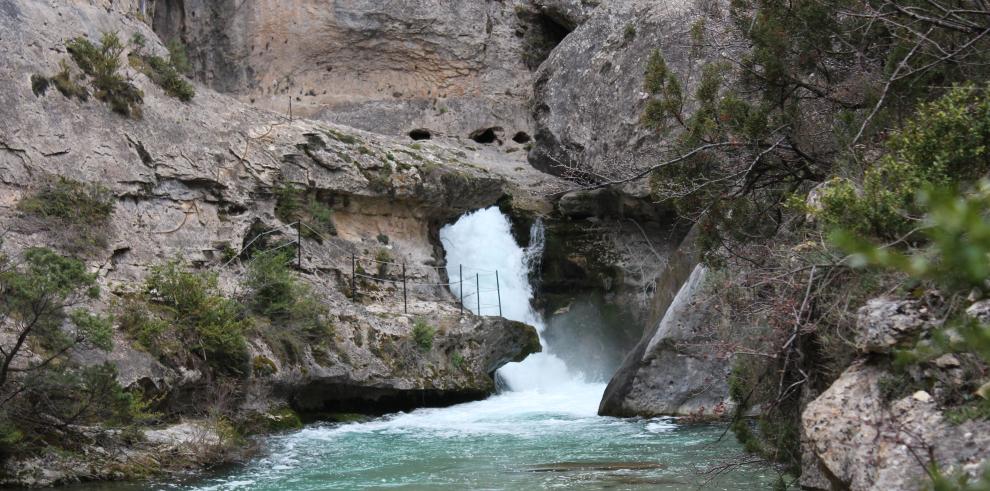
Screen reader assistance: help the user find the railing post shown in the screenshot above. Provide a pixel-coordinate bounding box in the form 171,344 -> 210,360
459,264 -> 464,316
296,222 -> 302,269
402,262 -> 408,314
476,273 -> 480,315
351,253 -> 356,301
496,270 -> 502,317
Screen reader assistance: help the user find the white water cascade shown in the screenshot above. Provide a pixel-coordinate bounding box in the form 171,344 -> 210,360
179,206 -> 773,490
439,206 -> 606,413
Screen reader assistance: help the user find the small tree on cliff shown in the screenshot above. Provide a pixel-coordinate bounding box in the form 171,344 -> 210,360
0,245 -> 132,454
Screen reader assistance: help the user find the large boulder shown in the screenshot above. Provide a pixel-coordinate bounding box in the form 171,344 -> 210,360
598,264 -> 732,417
802,363 -> 990,490
529,0 -> 732,178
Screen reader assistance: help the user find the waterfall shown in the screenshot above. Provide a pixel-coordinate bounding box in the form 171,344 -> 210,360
440,207 -> 604,410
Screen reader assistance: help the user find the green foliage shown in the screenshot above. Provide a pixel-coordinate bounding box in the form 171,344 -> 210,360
451,352 -> 465,370
131,53 -> 195,101
0,248 -> 137,456
18,176 -> 114,226
623,24 -> 636,43
252,355 -> 277,377
820,86 -> 990,239
49,60 -> 90,100
642,50 -> 683,130
166,38 -> 191,74
245,250 -> 334,342
140,260 -> 250,376
375,249 -> 392,277
928,463 -> 990,491
412,319 -> 436,351
833,181 -> 990,297
274,183 -> 337,240
66,32 -> 143,117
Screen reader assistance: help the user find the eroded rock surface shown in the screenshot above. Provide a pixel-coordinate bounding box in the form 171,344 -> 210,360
0,0 -> 539,423
802,363 -> 990,490
529,0 -> 730,178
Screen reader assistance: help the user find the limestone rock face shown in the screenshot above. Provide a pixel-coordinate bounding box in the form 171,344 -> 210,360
597,225 -> 732,418
802,363 -> 990,490
855,298 -> 935,354
529,0 -> 726,178
152,0 -> 539,141
0,0 -> 538,419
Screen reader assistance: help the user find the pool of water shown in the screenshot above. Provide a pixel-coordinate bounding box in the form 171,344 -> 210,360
60,207 -> 773,491
170,387 -> 771,491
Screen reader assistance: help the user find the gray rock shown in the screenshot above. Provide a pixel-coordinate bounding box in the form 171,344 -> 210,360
802,363 -> 990,490
0,0 -> 537,423
966,299 -> 990,323
529,0 -> 734,179
855,298 -> 934,354
599,224 -> 732,418
159,0 -> 536,141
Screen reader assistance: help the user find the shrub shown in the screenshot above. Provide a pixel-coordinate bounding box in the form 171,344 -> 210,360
274,183 -> 336,239
49,60 -> 90,100
252,356 -> 277,377
166,39 -> 191,74
245,249 -> 333,341
375,249 -> 392,277
66,32 -> 143,117
412,319 -> 435,351
142,260 -> 250,376
820,85 -> 990,239
131,54 -> 195,101
17,176 -> 115,255
18,176 -> 114,225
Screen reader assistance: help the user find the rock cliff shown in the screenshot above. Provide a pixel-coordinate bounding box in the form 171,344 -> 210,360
1,3 -> 540,483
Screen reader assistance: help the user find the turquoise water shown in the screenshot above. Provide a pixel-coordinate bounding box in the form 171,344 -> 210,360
64,208 -> 774,491
176,389 -> 773,491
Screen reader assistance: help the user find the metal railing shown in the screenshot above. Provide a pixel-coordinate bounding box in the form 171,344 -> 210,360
221,221 -> 503,317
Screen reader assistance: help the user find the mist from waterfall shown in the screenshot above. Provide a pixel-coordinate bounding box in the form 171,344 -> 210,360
439,207 -> 605,407
177,206 -> 774,491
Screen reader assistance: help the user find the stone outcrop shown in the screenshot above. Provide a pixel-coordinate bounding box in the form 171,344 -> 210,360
529,0 -> 731,178
597,227 -> 732,418
535,185 -> 690,379
855,298 -> 936,354
146,0 -> 540,142
802,363 -> 990,490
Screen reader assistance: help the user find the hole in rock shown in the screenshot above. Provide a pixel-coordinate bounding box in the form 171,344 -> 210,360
469,127 -> 502,144
408,128 -> 432,141
518,10 -> 574,70
512,132 -> 531,144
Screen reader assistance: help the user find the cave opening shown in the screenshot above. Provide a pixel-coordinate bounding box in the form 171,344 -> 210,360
519,10 -> 573,70
409,128 -> 432,141
512,131 -> 531,144
469,127 -> 502,144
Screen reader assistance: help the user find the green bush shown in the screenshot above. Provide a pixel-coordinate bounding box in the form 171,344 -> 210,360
17,177 -> 115,256
412,319 -> 435,351
245,249 -> 333,342
66,32 -> 143,117
820,85 -> 990,239
166,39 -> 191,74
131,54 -> 195,101
274,183 -> 336,239
49,60 -> 90,100
142,260 -> 250,375
18,176 -> 114,225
